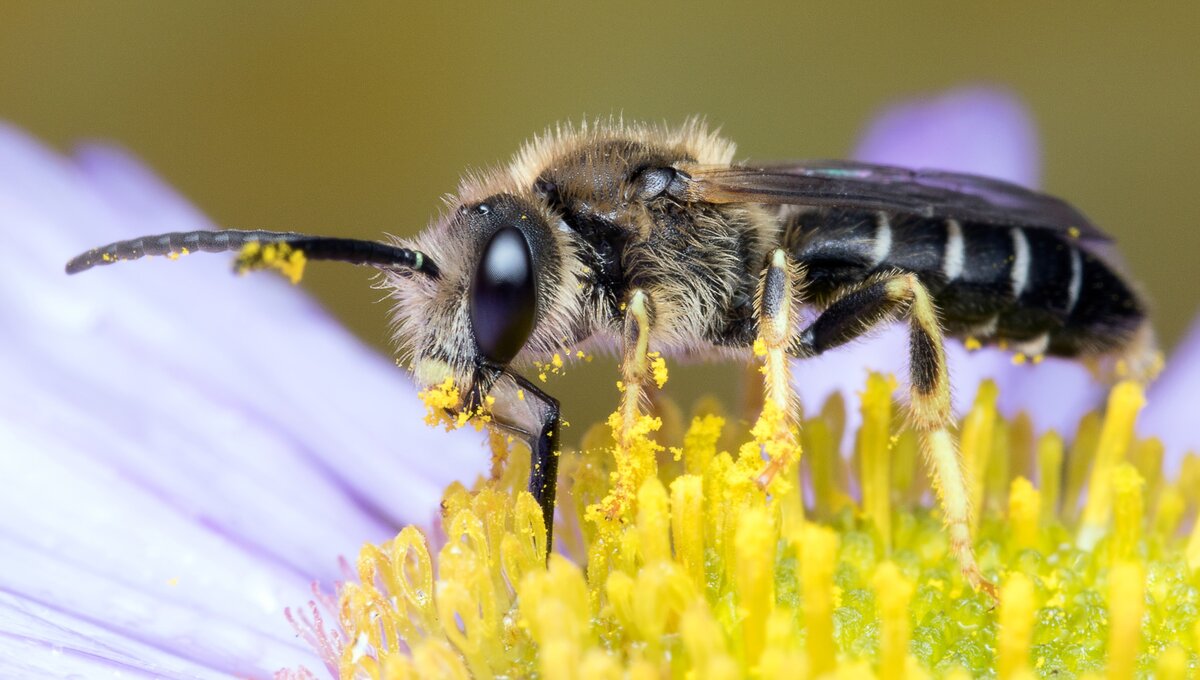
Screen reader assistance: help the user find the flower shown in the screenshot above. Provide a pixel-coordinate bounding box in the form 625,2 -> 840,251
0,125 -> 488,676
1,87 -> 1197,678
329,373 -> 1200,678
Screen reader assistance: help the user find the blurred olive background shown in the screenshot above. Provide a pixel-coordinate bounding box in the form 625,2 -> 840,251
3,3 -> 1197,435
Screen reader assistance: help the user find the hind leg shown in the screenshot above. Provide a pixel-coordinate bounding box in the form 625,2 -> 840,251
791,273 -> 997,599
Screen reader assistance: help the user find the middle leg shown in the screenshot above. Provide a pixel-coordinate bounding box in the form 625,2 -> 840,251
791,272 -> 997,599
754,249 -> 803,491
601,288 -> 658,521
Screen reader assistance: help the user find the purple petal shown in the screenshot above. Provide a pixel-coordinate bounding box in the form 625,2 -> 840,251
1141,313 -> 1200,475
0,123 -> 488,675
853,86 -> 1040,187
795,87 -> 1106,448
0,592 -> 232,678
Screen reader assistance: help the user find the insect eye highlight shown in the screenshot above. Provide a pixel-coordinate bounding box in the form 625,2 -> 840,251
469,226 -> 537,365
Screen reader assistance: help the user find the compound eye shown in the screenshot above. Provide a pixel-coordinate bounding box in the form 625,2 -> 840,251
469,226 -> 537,364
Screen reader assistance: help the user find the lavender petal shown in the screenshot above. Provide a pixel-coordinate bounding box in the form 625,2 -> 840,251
1141,313 -> 1200,475
0,123 -> 488,675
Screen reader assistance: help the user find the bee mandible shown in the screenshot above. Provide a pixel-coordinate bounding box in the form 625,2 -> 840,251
67,120 -> 1157,597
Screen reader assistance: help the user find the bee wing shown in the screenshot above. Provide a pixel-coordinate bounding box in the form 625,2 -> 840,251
676,160 -> 1109,241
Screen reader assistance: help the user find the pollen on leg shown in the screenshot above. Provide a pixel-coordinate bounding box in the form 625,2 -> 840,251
597,288 -> 662,523
751,249 -> 803,496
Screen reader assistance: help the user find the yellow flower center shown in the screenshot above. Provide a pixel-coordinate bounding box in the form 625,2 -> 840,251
302,377 -> 1198,679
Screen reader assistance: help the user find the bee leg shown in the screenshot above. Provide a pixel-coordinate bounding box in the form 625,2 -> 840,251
754,249 -> 801,490
791,273 -> 998,600
604,288 -> 655,520
620,289 -> 654,441
510,373 -> 561,556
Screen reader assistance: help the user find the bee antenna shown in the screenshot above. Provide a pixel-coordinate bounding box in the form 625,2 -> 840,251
65,229 -> 439,278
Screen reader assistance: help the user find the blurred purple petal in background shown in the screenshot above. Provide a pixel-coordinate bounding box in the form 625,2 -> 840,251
853,86 -> 1041,186
1141,315 -> 1200,475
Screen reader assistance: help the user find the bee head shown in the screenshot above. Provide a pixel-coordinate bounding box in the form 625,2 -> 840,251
388,192 -> 584,406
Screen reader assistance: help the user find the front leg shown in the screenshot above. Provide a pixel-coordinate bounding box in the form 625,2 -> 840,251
511,374 -> 561,551
791,273 -> 997,600
466,365 -> 561,555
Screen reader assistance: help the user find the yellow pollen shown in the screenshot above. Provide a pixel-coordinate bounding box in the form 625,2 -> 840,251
648,351 -> 668,388
235,241 -> 307,284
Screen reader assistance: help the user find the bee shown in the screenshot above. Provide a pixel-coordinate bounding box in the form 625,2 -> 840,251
66,120 -> 1156,596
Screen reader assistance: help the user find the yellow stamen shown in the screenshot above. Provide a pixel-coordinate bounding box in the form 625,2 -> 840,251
1156,646 -> 1188,680
636,477 -> 670,564
798,524 -> 838,676
1110,463 -> 1144,562
985,414 -> 1011,515
1080,382 -> 1146,543
735,506 -> 775,664
680,414 -> 723,476
806,412 -> 854,515
1152,483 -> 1185,541
859,372 -> 896,549
680,601 -> 738,680
1064,411 -> 1103,519
1007,477 -> 1040,553
1187,503 -> 1200,570
1107,562 -> 1145,680
669,475 -> 705,590
960,380 -> 999,528
1036,431 -> 1063,524
872,561 -> 913,680
996,572 -> 1035,679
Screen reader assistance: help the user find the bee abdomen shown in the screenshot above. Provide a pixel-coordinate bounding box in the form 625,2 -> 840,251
928,221 -> 1144,357
791,210 -> 1145,358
